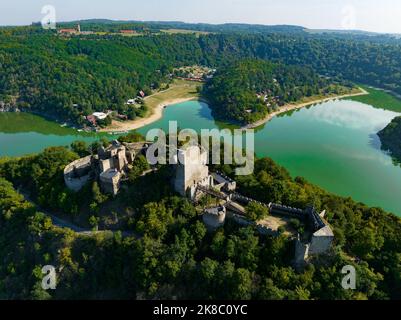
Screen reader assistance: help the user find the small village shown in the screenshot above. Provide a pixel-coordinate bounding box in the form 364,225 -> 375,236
83,89 -> 147,131
173,65 -> 216,82
79,69 -> 214,132
57,24 -> 142,36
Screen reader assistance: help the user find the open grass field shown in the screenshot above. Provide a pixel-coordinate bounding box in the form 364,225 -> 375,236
144,79 -> 201,111
101,79 -> 202,132
160,29 -> 211,36
347,85 -> 401,112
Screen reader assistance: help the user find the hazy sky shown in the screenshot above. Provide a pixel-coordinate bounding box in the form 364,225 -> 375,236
1,0 -> 401,33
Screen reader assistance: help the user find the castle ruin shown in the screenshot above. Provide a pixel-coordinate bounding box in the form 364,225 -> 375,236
202,206 -> 227,231
173,145 -> 214,199
64,140 -> 148,195
64,140 -> 335,266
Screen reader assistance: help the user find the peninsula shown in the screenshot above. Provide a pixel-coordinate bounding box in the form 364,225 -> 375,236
243,87 -> 369,129
378,115 -> 401,162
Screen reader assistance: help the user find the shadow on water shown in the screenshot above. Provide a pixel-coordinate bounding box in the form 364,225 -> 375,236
369,133 -> 401,168
196,102 -> 213,120
368,133 -> 382,151
0,112 -> 98,138
391,157 -> 401,168
197,102 -> 241,132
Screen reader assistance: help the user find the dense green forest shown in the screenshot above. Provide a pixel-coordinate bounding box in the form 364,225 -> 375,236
0,31 -> 175,123
204,59 -> 350,123
2,24 -> 401,123
0,141 -> 400,300
2,23 -> 401,299
378,116 -> 401,162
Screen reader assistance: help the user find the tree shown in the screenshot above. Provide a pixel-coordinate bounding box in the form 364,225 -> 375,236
30,282 -> 52,300
136,202 -> 174,239
71,141 -> 89,157
89,215 -> 100,231
246,202 -> 269,221
92,181 -> 107,204
258,279 -> 287,300
190,221 -> 207,245
128,155 -> 151,182
118,131 -> 145,143
100,137 -> 110,148
199,258 -> 220,298
351,226 -> 384,260
226,227 -> 259,271
230,268 -> 253,300
288,286 -> 311,301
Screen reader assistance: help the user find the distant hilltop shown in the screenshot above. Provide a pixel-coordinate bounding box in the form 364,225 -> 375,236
28,18 -> 401,37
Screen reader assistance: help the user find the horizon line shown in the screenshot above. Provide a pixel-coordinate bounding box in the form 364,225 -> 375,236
1,18 -> 399,36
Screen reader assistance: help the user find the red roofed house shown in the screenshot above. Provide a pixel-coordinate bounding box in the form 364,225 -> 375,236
86,115 -> 97,126
139,90 -> 146,98
120,30 -> 135,34
58,24 -> 80,35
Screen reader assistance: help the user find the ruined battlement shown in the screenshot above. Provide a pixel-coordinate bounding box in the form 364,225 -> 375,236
63,156 -> 94,192
203,206 -> 227,231
64,140 -> 148,195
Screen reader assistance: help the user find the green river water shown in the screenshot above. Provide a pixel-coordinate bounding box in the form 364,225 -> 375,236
1,99 -> 400,215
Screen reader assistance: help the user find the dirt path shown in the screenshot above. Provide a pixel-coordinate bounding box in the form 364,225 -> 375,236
20,190 -> 137,238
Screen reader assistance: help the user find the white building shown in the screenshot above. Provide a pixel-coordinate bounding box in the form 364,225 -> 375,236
126,99 -> 137,105
92,112 -> 108,120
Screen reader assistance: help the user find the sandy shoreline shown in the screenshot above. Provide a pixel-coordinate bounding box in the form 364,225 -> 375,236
101,87 -> 368,133
242,87 -> 369,129
100,97 -> 198,133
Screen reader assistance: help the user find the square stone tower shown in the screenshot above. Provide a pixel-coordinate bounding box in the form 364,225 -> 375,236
173,145 -> 213,199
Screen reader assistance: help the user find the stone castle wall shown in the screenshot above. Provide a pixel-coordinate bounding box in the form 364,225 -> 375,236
63,156 -> 93,192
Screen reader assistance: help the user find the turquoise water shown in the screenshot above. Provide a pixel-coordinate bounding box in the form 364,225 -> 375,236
1,100 -> 401,215
0,112 -> 103,157
137,100 -> 401,215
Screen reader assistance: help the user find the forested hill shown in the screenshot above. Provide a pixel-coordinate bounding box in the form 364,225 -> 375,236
56,20 -> 307,34
378,116 -> 401,162
204,59 -> 349,123
2,26 -> 401,122
1,145 -> 401,299
60,20 -> 401,39
0,33 -> 176,123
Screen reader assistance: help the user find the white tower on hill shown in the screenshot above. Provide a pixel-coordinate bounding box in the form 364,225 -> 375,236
173,145 -> 213,199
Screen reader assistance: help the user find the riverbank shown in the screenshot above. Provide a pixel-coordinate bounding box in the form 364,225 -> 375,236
100,79 -> 200,133
2,96 -> 401,215
348,85 -> 401,113
101,97 -> 199,132
242,87 -> 369,129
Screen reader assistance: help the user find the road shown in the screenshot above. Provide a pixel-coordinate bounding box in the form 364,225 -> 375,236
20,190 -> 137,238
